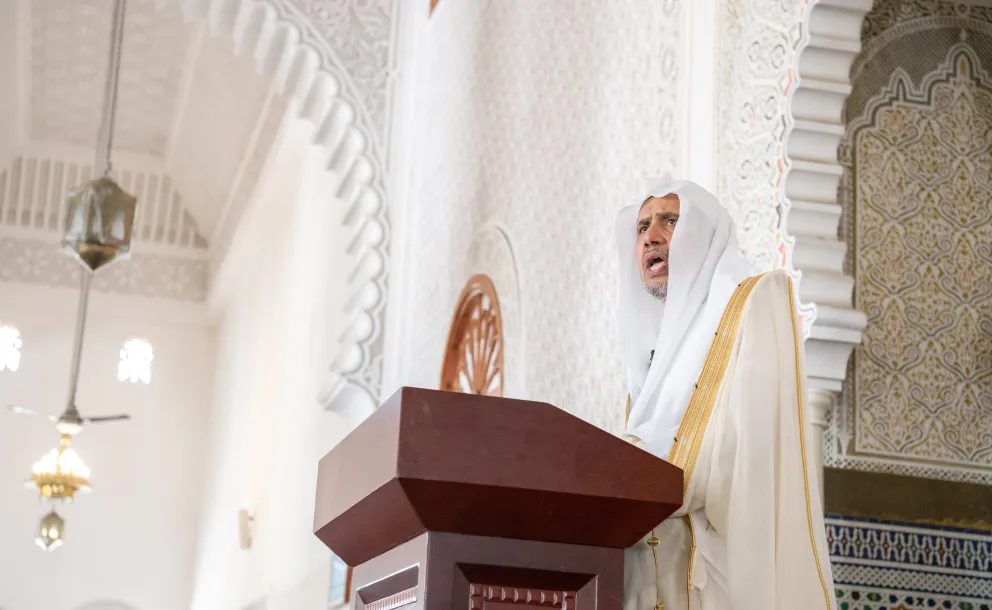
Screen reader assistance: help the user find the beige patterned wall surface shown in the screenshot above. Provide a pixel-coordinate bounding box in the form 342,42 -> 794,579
841,44 -> 992,483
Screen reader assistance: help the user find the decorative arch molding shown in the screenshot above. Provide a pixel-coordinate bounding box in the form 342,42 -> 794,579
784,0 -> 870,399
154,0 -> 395,409
787,0 -> 992,485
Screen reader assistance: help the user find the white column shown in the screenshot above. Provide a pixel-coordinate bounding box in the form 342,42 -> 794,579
681,0 -> 717,190
807,388 -> 836,509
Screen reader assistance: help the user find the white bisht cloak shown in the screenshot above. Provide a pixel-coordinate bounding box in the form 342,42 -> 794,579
617,176 -> 836,610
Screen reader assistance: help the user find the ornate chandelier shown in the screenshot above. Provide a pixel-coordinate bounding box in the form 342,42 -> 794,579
29,434 -> 92,500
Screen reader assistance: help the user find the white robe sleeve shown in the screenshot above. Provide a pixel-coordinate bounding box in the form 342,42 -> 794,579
692,271 -> 836,610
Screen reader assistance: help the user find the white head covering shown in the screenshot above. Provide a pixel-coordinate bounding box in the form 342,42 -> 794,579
617,174 -> 752,458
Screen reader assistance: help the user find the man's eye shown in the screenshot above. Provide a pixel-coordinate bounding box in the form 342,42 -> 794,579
668,218 -> 677,225
638,225 -> 648,233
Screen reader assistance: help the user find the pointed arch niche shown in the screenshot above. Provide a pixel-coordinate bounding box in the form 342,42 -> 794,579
830,39 -> 992,485
782,0 -> 992,493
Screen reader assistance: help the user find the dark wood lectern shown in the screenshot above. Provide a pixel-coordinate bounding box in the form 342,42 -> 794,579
314,387 -> 682,610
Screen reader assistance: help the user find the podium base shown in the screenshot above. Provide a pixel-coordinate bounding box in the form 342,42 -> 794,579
351,532 -> 623,610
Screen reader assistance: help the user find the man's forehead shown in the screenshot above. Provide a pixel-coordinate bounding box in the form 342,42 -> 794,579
638,193 -> 681,218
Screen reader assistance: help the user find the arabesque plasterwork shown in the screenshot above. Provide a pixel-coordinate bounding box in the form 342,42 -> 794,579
831,44 -> 992,484
716,0 -> 806,275
860,0 -> 992,45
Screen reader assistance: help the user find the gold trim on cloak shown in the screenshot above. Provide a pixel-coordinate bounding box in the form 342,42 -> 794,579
620,275 -> 763,610
667,275 -> 763,483
786,277 -> 832,610
663,274 -> 762,610
633,274 -> 830,610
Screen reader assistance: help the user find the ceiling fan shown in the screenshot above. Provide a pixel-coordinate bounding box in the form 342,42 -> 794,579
8,403 -> 130,436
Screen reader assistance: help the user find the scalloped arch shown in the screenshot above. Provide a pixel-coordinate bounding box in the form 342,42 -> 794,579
161,0 -> 392,407
783,0 -> 870,392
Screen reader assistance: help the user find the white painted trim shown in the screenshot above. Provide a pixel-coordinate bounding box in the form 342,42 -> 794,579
209,89 -> 285,249
379,0 -> 428,398
684,0 -> 718,190
163,18 -> 206,172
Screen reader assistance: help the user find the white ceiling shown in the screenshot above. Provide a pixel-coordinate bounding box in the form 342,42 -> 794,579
29,0 -> 190,156
3,0 -> 288,255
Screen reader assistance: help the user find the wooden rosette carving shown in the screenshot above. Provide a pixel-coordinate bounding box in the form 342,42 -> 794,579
440,274 -> 504,396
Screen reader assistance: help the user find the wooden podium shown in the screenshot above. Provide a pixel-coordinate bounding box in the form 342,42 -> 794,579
314,387 -> 682,610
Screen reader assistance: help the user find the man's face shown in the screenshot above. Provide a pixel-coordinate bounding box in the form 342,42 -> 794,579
636,194 -> 680,300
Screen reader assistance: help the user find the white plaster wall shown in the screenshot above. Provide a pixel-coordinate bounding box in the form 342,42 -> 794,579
0,286 -> 216,610
190,118 -> 354,610
387,0 -> 685,433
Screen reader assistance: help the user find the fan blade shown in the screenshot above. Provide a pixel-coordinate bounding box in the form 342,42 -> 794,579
82,414 -> 131,423
9,405 -> 38,416
7,405 -> 59,421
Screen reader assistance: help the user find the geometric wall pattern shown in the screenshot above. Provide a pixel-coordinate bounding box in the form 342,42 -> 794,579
827,515 -> 992,609
401,0 -> 684,434
833,44 -> 992,484
0,236 -> 208,301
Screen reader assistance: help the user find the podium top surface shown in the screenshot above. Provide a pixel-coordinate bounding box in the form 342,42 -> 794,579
314,387 -> 683,566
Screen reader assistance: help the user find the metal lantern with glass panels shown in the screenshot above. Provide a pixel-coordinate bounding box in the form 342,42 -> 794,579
62,175 -> 137,272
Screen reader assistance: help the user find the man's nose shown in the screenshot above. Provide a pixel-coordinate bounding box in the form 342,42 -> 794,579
645,223 -> 668,245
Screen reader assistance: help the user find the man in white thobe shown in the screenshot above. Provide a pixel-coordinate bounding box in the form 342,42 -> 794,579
618,176 -> 837,610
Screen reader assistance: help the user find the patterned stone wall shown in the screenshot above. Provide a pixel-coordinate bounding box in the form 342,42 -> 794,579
827,516 -> 992,609
400,0 -> 683,432
829,1 -> 992,484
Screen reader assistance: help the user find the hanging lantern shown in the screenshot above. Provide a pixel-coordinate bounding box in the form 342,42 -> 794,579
35,509 -> 65,551
62,176 -> 137,272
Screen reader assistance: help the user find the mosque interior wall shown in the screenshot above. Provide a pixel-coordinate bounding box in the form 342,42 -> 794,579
0,1 -> 989,608
822,2 -> 992,607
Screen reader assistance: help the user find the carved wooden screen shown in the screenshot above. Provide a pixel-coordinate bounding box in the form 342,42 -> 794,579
440,274 -> 504,396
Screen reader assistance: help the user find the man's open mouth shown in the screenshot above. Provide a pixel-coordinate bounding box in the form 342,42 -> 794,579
644,253 -> 668,277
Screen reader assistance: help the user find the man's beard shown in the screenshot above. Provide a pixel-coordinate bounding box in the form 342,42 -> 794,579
643,281 -> 668,301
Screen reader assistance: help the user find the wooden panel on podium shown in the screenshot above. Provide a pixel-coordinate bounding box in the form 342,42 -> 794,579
314,387 -> 682,610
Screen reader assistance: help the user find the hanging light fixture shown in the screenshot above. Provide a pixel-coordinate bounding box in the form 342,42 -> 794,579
62,177 -> 137,272
28,434 -> 91,500
43,0 -> 135,441
10,0 -> 133,552
62,0 -> 135,274
35,509 -> 66,551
